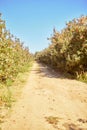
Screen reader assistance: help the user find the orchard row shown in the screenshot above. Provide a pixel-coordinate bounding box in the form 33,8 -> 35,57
36,16 -> 87,81
0,13 -> 32,84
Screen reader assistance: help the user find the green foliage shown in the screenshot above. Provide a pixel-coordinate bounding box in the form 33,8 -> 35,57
0,14 -> 32,84
36,16 -> 87,81
0,13 -> 33,110
1,87 -> 12,108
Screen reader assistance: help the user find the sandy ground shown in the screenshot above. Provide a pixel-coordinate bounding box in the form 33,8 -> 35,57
2,62 -> 87,130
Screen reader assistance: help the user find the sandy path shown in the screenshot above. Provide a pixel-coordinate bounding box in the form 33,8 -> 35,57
2,62 -> 87,130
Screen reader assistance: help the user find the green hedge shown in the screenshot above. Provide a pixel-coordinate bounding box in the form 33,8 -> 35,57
0,14 -> 32,83
36,16 -> 87,80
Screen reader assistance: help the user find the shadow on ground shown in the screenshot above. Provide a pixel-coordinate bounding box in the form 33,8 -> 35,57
45,116 -> 87,130
31,63 -> 74,80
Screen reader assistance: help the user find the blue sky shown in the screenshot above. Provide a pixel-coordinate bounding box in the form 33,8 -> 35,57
0,0 -> 87,53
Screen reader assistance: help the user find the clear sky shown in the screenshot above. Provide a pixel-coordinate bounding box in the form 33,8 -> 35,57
0,0 -> 87,53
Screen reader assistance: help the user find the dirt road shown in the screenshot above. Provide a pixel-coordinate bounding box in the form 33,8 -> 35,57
2,62 -> 87,130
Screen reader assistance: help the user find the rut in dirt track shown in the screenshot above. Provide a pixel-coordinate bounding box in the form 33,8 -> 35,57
2,62 -> 87,130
